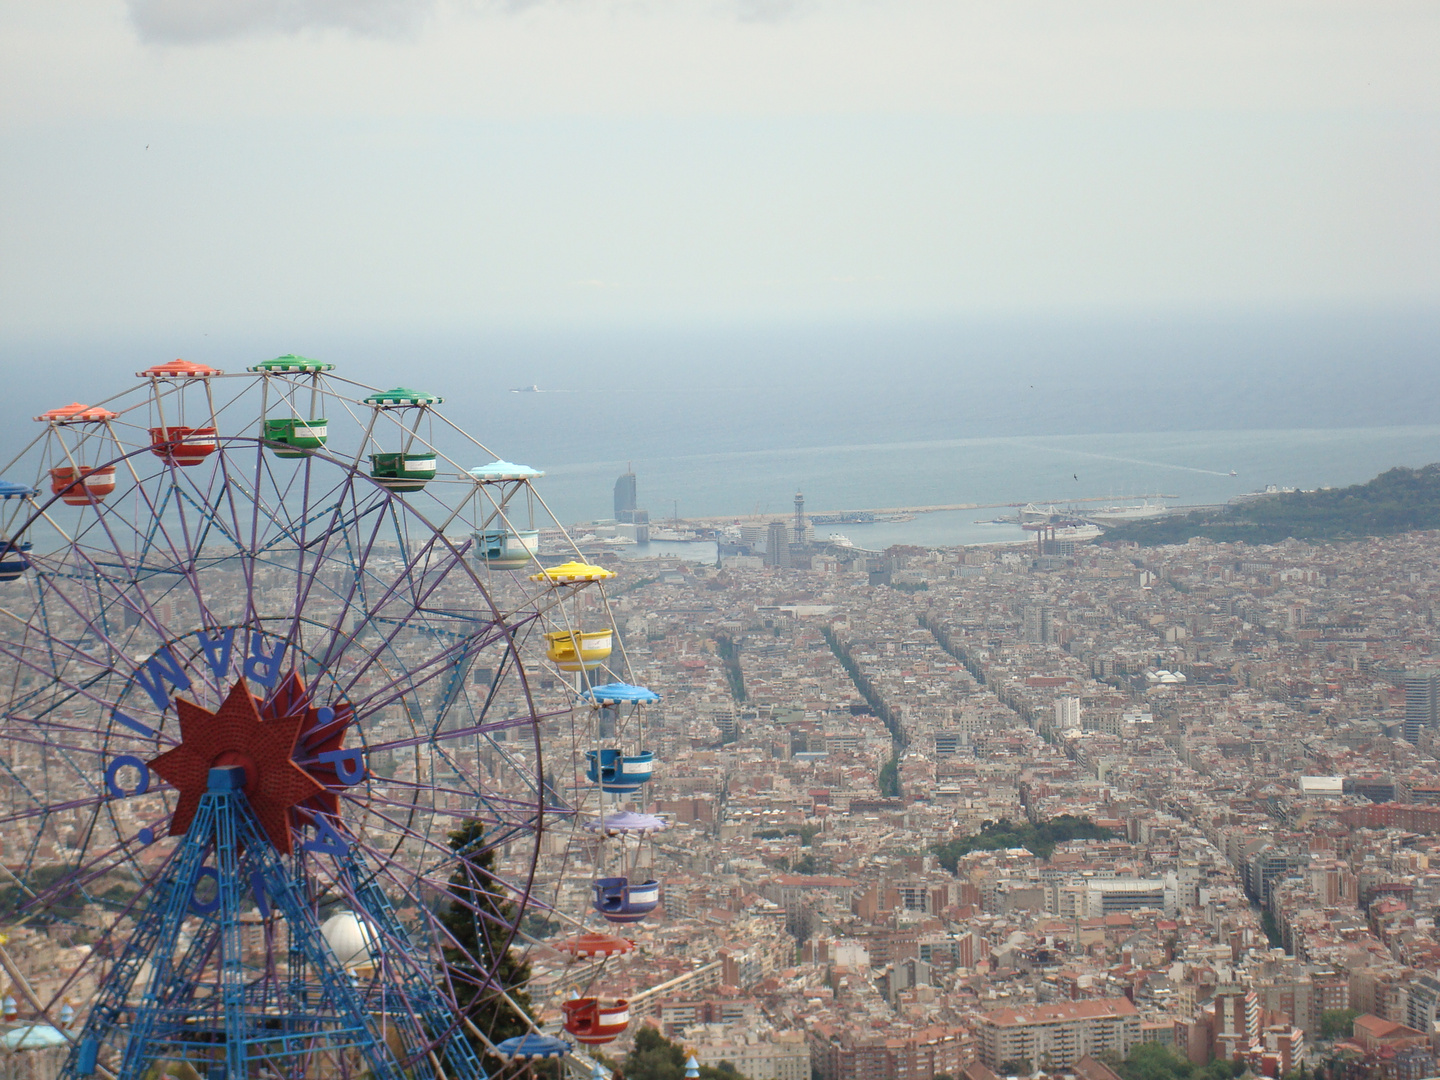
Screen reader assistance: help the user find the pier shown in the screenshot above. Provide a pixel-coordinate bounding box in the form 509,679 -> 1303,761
682,494 -> 1177,525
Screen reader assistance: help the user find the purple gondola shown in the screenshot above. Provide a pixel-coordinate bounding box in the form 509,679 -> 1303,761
592,876 -> 660,923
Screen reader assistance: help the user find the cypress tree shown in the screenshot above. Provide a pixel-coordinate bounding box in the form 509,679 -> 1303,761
438,819 -> 537,1066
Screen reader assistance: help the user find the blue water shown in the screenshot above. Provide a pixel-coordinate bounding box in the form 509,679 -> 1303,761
5,308 -> 1440,541
577,425 -> 1440,548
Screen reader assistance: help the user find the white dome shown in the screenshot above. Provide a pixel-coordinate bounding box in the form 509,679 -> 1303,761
320,911 -> 376,969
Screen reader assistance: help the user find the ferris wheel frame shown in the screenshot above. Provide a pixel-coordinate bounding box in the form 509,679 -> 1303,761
0,406 -> 588,1078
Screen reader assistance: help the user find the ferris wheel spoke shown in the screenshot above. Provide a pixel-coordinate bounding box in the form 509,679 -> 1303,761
0,729 -> 105,806
0,725 -> 126,760
0,638 -> 178,747
125,467 -> 221,582
328,530 -> 463,694
347,786 -> 550,829
345,614 -> 534,724
345,837 -> 526,950
0,755 -> 45,817
0,790 -> 120,826
311,486 -> 398,669
349,818 -> 540,922
210,446 -> 266,633
0,629 -> 111,711
28,527 -> 195,685
358,717 -> 556,813
340,800 -> 515,863
162,478 -> 250,625
31,836 -> 183,1016
16,818 -> 167,920
27,566 -> 145,669
236,445 -> 336,630
251,468 -> 347,559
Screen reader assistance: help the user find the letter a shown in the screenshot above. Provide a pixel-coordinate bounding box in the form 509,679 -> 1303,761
195,628 -> 235,680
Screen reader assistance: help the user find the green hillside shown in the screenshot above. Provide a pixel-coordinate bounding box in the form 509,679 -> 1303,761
1104,464 -> 1440,546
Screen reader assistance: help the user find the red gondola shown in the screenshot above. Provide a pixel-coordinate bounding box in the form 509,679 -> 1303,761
561,997 -> 629,1045
137,359 -> 223,379
552,932 -> 635,959
148,426 -> 218,466
50,466 -> 117,506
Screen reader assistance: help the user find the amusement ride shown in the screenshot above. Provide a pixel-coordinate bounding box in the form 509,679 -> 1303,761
0,357 -> 669,1080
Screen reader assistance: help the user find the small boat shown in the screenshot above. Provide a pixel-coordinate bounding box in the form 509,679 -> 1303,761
1229,470 -> 1237,477
510,384 -> 541,393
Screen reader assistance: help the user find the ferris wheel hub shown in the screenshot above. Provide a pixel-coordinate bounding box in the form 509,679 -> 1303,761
207,764 -> 248,791
148,680 -> 325,855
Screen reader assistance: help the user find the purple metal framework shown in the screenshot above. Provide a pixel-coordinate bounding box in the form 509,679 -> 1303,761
0,363 -> 597,1080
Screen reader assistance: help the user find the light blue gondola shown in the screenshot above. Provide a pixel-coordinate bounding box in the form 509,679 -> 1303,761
582,683 -> 660,705
468,460 -> 544,483
469,461 -> 544,569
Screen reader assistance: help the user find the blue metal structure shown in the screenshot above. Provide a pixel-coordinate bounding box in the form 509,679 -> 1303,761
62,766 -> 480,1080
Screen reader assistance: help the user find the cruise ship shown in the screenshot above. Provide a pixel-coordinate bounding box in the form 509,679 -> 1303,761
1084,500 -> 1174,524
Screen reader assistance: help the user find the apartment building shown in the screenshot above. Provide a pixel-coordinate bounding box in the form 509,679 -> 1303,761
977,998 -> 1141,1070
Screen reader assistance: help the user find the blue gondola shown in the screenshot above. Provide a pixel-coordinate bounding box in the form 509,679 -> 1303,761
0,482 -> 35,583
495,1034 -> 572,1061
585,749 -> 656,793
0,541 -> 32,582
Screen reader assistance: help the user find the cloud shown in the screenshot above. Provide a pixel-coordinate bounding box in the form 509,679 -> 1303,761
126,0 -> 438,43
125,0 -> 815,44
729,0 -> 805,23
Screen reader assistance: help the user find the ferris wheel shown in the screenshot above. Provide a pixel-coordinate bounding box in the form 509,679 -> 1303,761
0,357 -> 667,1080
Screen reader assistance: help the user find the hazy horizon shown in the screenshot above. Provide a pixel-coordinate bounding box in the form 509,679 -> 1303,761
4,2 -> 1440,338
5,305 -> 1440,525
5,2 -> 1440,523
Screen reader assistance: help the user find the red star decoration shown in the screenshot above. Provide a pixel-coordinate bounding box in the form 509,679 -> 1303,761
259,671 -> 356,826
149,681 -> 326,855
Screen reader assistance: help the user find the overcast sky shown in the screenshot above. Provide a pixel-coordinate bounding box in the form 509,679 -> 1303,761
2,1 -> 1439,336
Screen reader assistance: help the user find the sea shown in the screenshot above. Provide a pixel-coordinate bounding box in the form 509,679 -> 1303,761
5,306 -> 1440,556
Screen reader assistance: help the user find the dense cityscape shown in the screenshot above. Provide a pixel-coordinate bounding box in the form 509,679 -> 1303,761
8,452 -> 1440,1080
511,494 -> 1440,1080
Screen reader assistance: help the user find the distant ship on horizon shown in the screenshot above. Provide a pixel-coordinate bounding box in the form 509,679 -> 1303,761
510,384 -> 542,393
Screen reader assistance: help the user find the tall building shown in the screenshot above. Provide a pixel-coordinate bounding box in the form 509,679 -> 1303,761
1212,986 -> 1260,1062
1404,670 -> 1440,744
766,520 -> 791,568
1054,696 -> 1081,733
614,469 -> 637,521
1022,605 -> 1053,644
613,467 -> 649,539
793,491 -> 809,544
